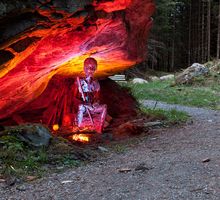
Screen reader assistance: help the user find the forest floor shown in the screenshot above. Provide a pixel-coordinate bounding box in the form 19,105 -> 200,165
1,100 -> 220,200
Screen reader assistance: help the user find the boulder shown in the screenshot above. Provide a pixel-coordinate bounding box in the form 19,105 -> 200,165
132,78 -> 149,84
175,63 -> 209,84
0,0 -> 155,121
206,60 -> 220,74
159,74 -> 174,81
6,124 -> 52,147
149,76 -> 160,82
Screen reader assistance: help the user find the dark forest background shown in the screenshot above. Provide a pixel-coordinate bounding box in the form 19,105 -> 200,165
137,0 -> 220,73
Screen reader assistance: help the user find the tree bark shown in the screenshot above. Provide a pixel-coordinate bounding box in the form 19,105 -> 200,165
217,0 -> 220,59
198,0 -> 201,61
201,1 -> 205,62
171,18 -> 175,71
188,0 -> 192,66
207,0 -> 211,61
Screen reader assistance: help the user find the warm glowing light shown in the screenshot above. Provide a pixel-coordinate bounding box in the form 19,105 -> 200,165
0,0 -> 155,124
72,134 -> 90,143
53,124 -> 59,131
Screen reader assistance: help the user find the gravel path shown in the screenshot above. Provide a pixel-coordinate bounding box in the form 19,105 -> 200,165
1,101 -> 220,200
141,100 -> 220,122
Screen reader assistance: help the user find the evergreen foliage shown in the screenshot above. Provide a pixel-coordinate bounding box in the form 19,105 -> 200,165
136,0 -> 220,73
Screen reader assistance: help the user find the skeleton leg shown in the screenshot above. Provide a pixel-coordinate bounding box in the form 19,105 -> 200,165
77,104 -> 86,128
97,104 -> 107,133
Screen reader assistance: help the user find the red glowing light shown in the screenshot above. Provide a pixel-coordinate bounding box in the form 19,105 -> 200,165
0,0 -> 155,128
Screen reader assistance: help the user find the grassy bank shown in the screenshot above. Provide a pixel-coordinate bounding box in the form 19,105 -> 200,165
141,107 -> 189,124
0,136 -> 86,180
125,78 -> 220,110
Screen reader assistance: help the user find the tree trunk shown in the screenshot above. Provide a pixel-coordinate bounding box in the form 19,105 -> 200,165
198,0 -> 201,61
207,0 -> 211,61
201,1 -> 205,62
188,0 -> 192,66
171,19 -> 175,71
217,0 -> 220,59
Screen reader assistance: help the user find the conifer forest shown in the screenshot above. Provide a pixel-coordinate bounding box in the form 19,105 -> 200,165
147,0 -> 220,72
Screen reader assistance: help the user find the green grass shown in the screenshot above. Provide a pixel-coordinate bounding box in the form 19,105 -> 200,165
110,144 -> 128,154
0,135 -> 42,177
125,79 -> 220,110
141,107 -> 189,124
0,135 -> 81,179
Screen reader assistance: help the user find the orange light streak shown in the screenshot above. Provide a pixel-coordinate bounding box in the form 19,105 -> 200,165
72,134 -> 90,143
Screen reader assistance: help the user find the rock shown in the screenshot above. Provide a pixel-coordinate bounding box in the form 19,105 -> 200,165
149,76 -> 160,82
118,168 -> 132,173
205,60 -> 220,74
202,158 -> 210,163
159,74 -> 174,81
16,185 -> 27,191
175,63 -> 209,84
135,163 -> 152,172
0,0 -> 155,124
56,166 -> 64,170
5,177 -> 17,186
26,176 -> 37,181
209,65 -> 220,74
61,180 -> 73,184
8,124 -> 52,147
98,146 -> 109,152
132,78 -> 149,84
150,137 -> 158,140
144,121 -> 163,128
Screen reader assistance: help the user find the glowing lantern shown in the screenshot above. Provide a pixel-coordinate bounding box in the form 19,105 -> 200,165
53,124 -> 59,131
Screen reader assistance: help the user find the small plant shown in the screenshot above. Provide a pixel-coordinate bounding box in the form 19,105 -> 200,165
0,135 -> 83,179
61,155 -> 81,167
111,144 -> 127,154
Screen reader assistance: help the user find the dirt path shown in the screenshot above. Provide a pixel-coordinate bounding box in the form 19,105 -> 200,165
1,101 -> 220,200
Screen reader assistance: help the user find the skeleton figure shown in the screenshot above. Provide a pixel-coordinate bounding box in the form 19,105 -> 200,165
77,57 -> 107,133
